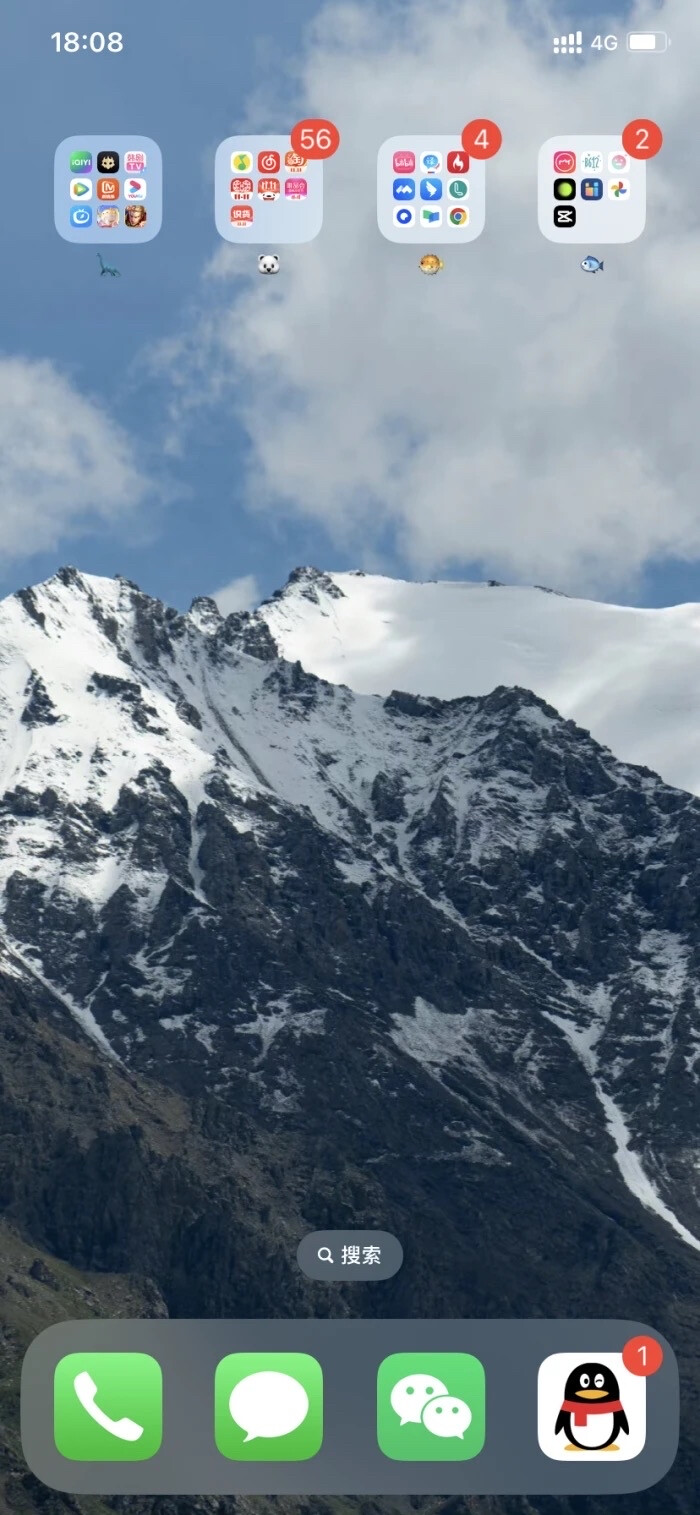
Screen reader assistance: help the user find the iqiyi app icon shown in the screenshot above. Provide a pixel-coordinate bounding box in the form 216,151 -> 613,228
70,150 -> 93,173
377,1352 -> 485,1461
215,1352 -> 323,1460
54,1353 -> 162,1461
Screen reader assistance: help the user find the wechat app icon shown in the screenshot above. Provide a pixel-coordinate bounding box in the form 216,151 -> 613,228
54,1352 -> 162,1461
215,1353 -> 323,1461
377,1352 -> 485,1461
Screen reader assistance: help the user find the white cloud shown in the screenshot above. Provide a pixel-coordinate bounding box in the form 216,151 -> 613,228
159,0 -> 700,597
0,357 -> 153,561
213,573 -> 260,614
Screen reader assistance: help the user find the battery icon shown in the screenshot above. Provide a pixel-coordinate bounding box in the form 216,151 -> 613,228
627,31 -> 668,51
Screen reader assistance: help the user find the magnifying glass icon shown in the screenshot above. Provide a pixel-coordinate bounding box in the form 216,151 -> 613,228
317,1247 -> 334,1263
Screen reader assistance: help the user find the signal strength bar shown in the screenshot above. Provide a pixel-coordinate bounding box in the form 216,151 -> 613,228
553,30 -> 583,53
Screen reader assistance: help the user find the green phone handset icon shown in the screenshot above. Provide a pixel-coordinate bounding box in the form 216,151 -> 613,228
54,1352 -> 163,1461
73,1369 -> 144,1441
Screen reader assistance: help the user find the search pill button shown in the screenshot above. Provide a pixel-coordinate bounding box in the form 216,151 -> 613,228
297,1230 -> 403,1281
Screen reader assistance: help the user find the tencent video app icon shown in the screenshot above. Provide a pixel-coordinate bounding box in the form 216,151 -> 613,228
214,1353 -> 323,1460
377,1353 -> 485,1461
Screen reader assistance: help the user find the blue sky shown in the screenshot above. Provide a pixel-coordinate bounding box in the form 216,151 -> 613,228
1,0 -> 698,612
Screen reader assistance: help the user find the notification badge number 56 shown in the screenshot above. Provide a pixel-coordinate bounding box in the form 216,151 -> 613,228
290,119 -> 340,159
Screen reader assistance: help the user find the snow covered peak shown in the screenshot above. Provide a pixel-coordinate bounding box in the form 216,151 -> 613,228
257,570 -> 700,797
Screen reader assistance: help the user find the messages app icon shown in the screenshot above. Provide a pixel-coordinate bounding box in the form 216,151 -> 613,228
215,1352 -> 323,1460
53,1352 -> 162,1461
377,1352 -> 485,1461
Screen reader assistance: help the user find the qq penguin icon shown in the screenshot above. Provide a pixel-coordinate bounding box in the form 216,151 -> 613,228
538,1353 -> 646,1462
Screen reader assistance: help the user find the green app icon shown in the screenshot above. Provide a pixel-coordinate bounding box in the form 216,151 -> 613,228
215,1352 -> 323,1461
377,1352 -> 485,1461
69,151 -> 93,173
54,1352 -> 162,1461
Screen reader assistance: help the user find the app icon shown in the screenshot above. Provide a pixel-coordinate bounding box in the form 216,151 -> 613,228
393,177 -> 416,200
581,177 -> 603,199
393,150 -> 416,173
553,177 -> 576,200
70,179 -> 92,201
449,206 -> 469,225
538,1353 -> 646,1462
377,1353 -> 485,1462
215,1353 -> 323,1461
421,207 -> 442,226
53,1352 -> 162,1462
258,177 -> 280,201
96,151 -> 119,174
554,205 -> 576,226
393,205 -> 415,227
124,151 -> 146,173
97,206 -> 120,228
125,205 -> 147,227
285,150 -> 307,172
609,178 -> 630,198
230,177 -> 254,201
70,151 -> 93,174
258,150 -> 281,173
70,206 -> 93,228
231,152 -> 253,172
448,178 -> 468,199
420,151 -> 441,174
284,178 -> 308,199
553,149 -> 576,173
446,149 -> 469,174
97,179 -> 119,201
609,151 -> 629,173
124,177 -> 147,201
230,205 -> 254,225
581,150 -> 603,173
420,178 -> 442,201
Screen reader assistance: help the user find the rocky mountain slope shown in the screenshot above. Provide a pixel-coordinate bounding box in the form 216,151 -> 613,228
253,567 -> 700,797
0,565 -> 698,1515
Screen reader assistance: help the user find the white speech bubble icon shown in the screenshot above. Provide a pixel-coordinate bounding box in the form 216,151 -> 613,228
390,1373 -> 449,1426
422,1393 -> 472,1439
228,1370 -> 309,1441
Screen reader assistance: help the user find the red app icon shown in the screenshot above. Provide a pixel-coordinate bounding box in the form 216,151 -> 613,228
230,205 -> 254,225
553,150 -> 576,173
258,150 -> 281,173
230,177 -> 254,200
97,178 -> 119,200
393,150 -> 416,173
258,177 -> 280,201
447,149 -> 469,174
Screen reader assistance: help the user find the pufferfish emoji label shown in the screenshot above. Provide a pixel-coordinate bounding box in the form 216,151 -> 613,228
538,1353 -> 646,1461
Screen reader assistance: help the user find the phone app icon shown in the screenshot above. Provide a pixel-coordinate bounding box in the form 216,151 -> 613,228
448,178 -> 468,199
70,151 -> 92,174
449,206 -> 469,225
70,206 -> 92,228
258,150 -> 281,173
420,151 -> 441,174
231,151 -> 253,172
538,1353 -> 646,1462
553,177 -> 576,200
554,205 -> 576,226
377,1353 -> 485,1462
97,179 -> 119,201
96,151 -> 119,173
53,1352 -> 162,1462
581,177 -> 603,200
393,150 -> 415,172
215,1353 -> 323,1461
258,177 -> 280,201
553,150 -> 576,173
124,177 -> 147,201
393,177 -> 416,200
420,177 -> 442,201
609,178 -> 630,198
393,205 -> 415,226
446,149 -> 469,174
69,179 -> 92,200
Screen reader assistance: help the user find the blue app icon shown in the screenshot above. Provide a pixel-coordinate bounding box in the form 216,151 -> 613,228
420,177 -> 443,201
393,177 -> 415,200
70,206 -> 93,228
394,206 -> 414,226
581,177 -> 603,200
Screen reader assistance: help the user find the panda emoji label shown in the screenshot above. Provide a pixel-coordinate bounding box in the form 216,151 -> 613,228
538,1352 -> 646,1462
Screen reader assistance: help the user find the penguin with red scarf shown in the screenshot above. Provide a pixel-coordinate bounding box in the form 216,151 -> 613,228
555,1362 -> 630,1452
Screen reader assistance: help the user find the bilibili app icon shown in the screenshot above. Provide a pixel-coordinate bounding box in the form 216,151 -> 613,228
215,1352 -> 323,1461
53,1352 -> 162,1461
377,1353 -> 485,1461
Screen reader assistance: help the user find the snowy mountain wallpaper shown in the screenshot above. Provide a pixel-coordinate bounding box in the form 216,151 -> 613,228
1,0 -> 700,1512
